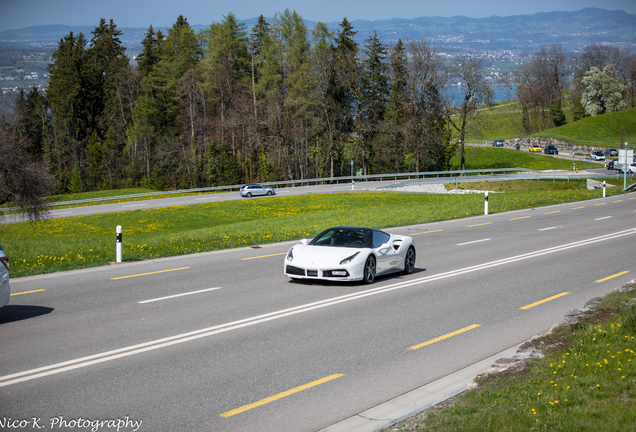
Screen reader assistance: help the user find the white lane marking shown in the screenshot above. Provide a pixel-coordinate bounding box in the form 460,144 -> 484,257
194,196 -> 219,201
538,226 -> 562,231
2,228 -> 635,388
456,238 -> 490,246
51,211 -> 73,215
121,204 -> 148,208
138,287 -> 222,304
595,216 -> 612,221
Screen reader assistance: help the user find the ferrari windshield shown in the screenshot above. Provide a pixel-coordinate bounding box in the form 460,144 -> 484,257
309,228 -> 373,248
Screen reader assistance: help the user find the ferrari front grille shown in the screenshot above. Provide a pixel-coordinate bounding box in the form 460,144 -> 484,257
286,266 -> 305,276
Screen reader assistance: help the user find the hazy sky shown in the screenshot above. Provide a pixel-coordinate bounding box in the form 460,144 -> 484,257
1,0 -> 635,31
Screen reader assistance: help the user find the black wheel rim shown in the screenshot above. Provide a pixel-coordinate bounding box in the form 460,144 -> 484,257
365,257 -> 376,283
405,248 -> 415,273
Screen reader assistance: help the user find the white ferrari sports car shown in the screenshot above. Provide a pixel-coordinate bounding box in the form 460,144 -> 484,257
284,226 -> 416,284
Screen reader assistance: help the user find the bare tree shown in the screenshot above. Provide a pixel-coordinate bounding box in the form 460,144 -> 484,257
0,95 -> 54,221
515,44 -> 572,132
580,43 -> 619,72
447,54 -> 494,170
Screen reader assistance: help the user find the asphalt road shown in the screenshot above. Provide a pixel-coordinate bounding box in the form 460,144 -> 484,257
1,191 -> 635,431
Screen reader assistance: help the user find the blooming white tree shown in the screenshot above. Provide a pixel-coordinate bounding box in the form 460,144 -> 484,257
581,65 -> 626,115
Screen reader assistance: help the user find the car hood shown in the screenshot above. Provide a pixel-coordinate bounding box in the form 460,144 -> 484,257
290,245 -> 366,267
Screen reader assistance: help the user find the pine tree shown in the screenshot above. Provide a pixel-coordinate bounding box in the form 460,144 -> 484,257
359,31 -> 389,174
47,31 -> 90,188
137,25 -> 164,77
13,87 -> 48,161
384,39 -> 408,172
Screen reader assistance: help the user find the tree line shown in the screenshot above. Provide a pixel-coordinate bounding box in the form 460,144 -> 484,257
2,11 -> 635,217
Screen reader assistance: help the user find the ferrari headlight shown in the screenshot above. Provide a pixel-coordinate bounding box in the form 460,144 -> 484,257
339,252 -> 359,265
286,248 -> 294,262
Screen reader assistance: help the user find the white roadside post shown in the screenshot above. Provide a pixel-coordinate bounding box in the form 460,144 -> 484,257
484,191 -> 489,215
603,180 -> 606,198
351,160 -> 354,190
116,225 -> 122,263
624,142 -> 629,191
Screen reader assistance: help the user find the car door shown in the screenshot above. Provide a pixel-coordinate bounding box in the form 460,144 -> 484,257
372,231 -> 399,273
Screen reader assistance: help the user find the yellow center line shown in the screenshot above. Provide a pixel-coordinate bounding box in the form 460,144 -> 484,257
596,271 -> 630,283
520,292 -> 569,310
613,200 -> 623,203
572,206 -> 585,209
412,229 -> 443,235
466,223 -> 492,228
594,203 -> 606,206
509,216 -> 531,220
630,197 -> 636,200
544,211 -> 560,215
111,267 -> 190,280
10,289 -> 45,296
409,324 -> 481,351
242,252 -> 287,261
220,373 -> 344,418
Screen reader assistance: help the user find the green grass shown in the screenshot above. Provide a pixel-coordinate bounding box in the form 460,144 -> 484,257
403,284 -> 636,431
0,180 -> 623,278
449,146 -> 601,171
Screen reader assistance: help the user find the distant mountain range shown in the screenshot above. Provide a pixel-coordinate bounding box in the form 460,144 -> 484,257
0,8 -> 634,55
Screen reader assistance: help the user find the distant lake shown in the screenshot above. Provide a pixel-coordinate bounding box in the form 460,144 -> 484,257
445,85 -> 517,103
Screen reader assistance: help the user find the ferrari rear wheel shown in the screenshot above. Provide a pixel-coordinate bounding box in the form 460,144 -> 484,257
404,246 -> 416,274
363,256 -> 376,284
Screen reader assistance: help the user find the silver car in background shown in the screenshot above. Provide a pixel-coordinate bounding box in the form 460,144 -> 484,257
239,184 -> 276,198
0,243 -> 10,308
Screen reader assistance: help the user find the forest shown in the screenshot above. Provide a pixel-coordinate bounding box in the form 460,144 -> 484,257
1,10 -> 635,211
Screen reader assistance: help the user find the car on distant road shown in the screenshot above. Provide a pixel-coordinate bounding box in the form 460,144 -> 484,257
529,145 -> 542,152
284,226 -> 416,284
591,151 -> 605,161
492,140 -> 504,147
544,145 -> 558,155
604,148 -> 618,157
0,243 -> 10,308
239,184 -> 276,198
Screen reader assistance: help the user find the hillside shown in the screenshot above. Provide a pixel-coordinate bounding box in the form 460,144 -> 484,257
547,108 -> 636,145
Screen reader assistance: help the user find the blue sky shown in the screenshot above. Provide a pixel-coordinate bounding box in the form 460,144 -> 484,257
0,0 -> 635,31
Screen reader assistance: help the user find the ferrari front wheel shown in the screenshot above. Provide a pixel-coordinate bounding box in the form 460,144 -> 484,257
363,255 -> 376,284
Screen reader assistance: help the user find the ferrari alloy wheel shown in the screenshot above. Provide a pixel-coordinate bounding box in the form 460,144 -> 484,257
404,246 -> 416,274
363,256 -> 376,284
